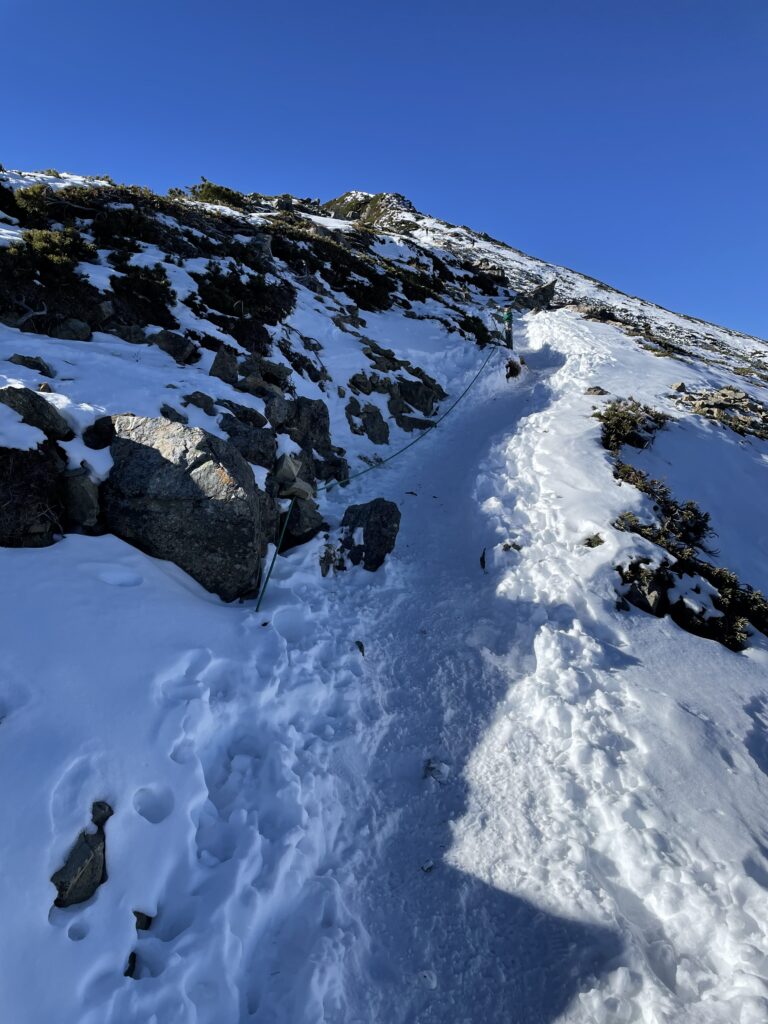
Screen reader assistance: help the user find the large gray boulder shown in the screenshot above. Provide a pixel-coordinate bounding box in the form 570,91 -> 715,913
101,416 -> 273,600
341,498 -> 401,571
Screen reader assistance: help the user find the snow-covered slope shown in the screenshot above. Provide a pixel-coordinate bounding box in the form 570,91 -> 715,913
1,168 -> 767,1024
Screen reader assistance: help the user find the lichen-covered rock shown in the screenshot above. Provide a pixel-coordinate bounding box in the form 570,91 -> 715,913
341,498 -> 401,571
0,385 -> 74,441
101,416 -> 273,600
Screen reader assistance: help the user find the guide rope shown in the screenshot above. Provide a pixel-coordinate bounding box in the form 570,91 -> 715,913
255,341 -> 505,612
319,342 -> 504,494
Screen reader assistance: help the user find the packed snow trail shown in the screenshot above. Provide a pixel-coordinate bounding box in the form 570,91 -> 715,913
312,328 -> 625,1023
296,310 -> 768,1023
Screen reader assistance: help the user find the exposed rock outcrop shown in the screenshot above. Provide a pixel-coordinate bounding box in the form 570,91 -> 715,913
0,385 -> 74,442
514,279 -> 557,311
209,344 -> 240,384
345,396 -> 390,445
219,414 -> 277,468
101,416 -> 274,600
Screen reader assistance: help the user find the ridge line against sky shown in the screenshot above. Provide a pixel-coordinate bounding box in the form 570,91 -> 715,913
3,0 -> 766,338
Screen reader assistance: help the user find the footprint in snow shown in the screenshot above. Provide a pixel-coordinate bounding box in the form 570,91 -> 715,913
77,562 -> 144,587
133,784 -> 175,824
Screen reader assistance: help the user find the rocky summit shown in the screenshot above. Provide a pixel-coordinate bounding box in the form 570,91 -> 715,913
0,166 -> 767,1024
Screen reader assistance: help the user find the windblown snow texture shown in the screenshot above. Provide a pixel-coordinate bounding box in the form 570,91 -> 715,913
1,170 -> 767,1024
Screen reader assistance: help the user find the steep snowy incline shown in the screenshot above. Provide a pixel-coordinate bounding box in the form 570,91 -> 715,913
324,190 -> 765,364
272,309 -> 768,1023
1,168 -> 768,1024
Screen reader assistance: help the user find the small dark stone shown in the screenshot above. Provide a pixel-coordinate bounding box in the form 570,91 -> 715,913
63,466 -> 101,532
91,801 -> 114,828
160,403 -> 188,425
182,391 -> 217,416
361,404 -> 389,445
82,416 -> 116,450
151,330 -> 199,365
341,498 -> 401,571
583,533 -> 604,548
112,324 -> 146,345
209,344 -> 240,385
124,952 -> 137,978
216,399 -> 267,429
55,318 -> 92,341
8,353 -> 55,378
133,911 -> 153,931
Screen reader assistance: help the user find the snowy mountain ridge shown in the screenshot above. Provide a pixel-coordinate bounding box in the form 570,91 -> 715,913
0,165 -> 767,1024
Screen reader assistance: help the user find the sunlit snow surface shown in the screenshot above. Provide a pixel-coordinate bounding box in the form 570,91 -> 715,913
1,181 -> 767,1022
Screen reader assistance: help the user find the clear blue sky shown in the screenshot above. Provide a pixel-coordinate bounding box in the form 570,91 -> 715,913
3,0 -> 766,337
